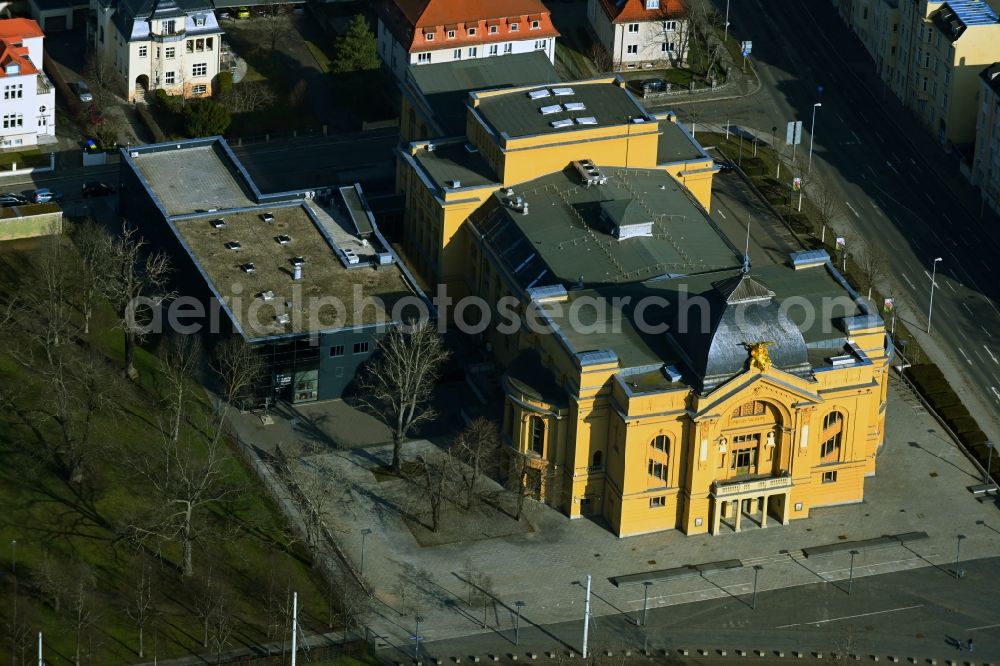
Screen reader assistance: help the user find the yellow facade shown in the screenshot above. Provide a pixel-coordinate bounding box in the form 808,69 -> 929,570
396,73 -> 891,537
498,280 -> 890,537
397,77 -> 717,294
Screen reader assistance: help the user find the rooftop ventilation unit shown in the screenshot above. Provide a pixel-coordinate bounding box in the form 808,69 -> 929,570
260,212 -> 275,223
290,256 -> 305,266
614,221 -> 654,241
540,104 -> 562,115
210,218 -> 226,229
572,159 -> 608,187
426,142 -> 436,152
552,87 -> 574,96
225,240 -> 242,250
377,252 -> 393,265
241,262 -> 256,273
662,365 -> 682,382
447,179 -> 462,188
292,264 -> 302,281
550,118 -> 574,128
564,101 -> 586,111
576,116 -> 597,125
275,313 -> 291,326
464,143 -> 479,154
276,234 -> 291,245
528,89 -> 551,99
259,290 -> 275,301
507,195 -> 529,215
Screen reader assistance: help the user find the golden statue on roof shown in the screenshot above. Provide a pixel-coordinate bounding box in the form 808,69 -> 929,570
746,341 -> 774,373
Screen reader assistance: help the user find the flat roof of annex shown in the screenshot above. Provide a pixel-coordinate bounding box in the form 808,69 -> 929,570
468,76 -> 652,142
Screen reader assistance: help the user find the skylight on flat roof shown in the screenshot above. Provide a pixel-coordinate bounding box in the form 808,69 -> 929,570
550,118 -> 574,128
540,104 -> 562,115
552,87 -> 575,96
528,89 -> 551,99
565,102 -> 586,111
576,116 -> 597,125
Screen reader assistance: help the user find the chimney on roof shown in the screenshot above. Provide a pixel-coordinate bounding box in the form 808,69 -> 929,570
293,264 -> 302,281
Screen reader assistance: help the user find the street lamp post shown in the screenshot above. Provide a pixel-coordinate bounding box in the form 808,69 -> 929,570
955,535 -> 967,580
514,601 -> 525,645
414,616 -> 424,662
724,0 -> 731,43
848,550 -> 860,596
807,102 -> 822,175
641,582 -> 652,626
928,257 -> 943,334
985,441 -> 995,485
360,528 -> 372,577
752,565 -> 763,610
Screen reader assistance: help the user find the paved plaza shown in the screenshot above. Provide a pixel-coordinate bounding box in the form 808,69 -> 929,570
226,374 -> 1000,660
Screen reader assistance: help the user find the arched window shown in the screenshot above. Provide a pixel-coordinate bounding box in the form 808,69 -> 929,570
592,451 -> 603,468
651,434 -> 669,453
529,415 -> 545,455
821,411 -> 844,462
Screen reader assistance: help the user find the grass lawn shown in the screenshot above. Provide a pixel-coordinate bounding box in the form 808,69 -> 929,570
0,149 -> 47,168
0,239 -> 347,664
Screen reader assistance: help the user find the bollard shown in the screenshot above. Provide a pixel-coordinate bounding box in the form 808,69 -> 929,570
472,658 -> 480,663
816,653 -> 824,660
567,652 -> 574,659
605,651 -> 613,657
888,658 -> 898,664
547,652 -> 556,659
434,660 -> 441,665
510,656 -> 517,662
928,660 -> 936,666
529,654 -> 537,661
720,651 -> 727,657
737,649 -> 746,657
795,651 -> 803,659
680,649 -> 689,656
871,656 -> 878,663
624,650 -> 631,657
757,651 -> 766,657
699,649 -> 708,656
489,657 -> 498,663
777,652 -> 785,658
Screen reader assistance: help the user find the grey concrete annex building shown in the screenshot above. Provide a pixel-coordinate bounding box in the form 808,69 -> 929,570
120,136 -> 429,403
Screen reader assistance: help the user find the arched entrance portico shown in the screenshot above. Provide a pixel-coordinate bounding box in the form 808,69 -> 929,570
709,398 -> 794,534
135,74 -> 150,100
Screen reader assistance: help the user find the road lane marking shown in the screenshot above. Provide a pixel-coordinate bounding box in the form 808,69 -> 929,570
969,622 -> 1000,631
962,302 -> 973,315
985,346 -> 999,365
717,210 -> 726,219
851,130 -> 861,143
982,259 -> 992,272
958,348 -> 972,365
983,325 -> 993,337
776,605 -> 923,629
845,201 -> 860,218
902,273 -> 916,289
885,160 -> 899,175
947,281 -> 956,293
909,172 -> 918,182
992,387 -> 1000,403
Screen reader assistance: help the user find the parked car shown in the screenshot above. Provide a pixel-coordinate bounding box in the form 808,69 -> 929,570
30,188 -> 62,204
235,6 -> 250,18
82,182 -> 115,198
217,10 -> 231,19
73,81 -> 93,103
0,192 -> 27,207
640,78 -> 667,94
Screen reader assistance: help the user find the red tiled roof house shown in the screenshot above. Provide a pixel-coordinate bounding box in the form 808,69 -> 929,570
0,18 -> 55,148
377,0 -> 560,80
587,0 -> 689,69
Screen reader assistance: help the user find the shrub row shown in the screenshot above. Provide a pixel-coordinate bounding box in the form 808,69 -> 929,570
906,363 -> 994,478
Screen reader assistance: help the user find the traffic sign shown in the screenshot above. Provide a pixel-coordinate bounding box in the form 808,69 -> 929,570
785,120 -> 803,145
741,40 -> 753,55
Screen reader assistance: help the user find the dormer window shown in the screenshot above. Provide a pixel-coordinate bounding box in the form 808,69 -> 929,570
646,0 -> 660,8
4,64 -> 18,75
531,19 -> 540,29
468,26 -> 477,35
510,22 -> 519,31
193,14 -> 205,26
489,25 -> 498,34
447,29 -> 455,38
425,31 -> 434,41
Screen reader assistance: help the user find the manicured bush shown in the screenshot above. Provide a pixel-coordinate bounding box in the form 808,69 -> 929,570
218,70 -> 233,96
183,99 -> 231,137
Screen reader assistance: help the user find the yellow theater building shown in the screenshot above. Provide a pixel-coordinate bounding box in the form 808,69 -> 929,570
396,76 -> 891,537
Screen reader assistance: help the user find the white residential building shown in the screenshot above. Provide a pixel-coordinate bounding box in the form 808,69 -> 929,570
587,0 -> 689,70
0,19 -> 56,148
91,0 -> 223,102
376,0 -> 558,81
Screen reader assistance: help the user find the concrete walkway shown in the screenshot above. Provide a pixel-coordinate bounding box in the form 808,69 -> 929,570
252,380 -> 1000,661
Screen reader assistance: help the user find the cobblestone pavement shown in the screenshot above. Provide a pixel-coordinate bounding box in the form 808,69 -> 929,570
252,380 -> 1000,659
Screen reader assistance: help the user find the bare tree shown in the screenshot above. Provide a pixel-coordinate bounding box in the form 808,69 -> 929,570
25,233 -> 78,366
450,418 -> 501,509
68,219 -> 109,336
810,179 -> 846,232
855,244 -> 888,300
212,335 -> 263,413
478,573 -> 495,629
126,424 -> 237,577
588,40 -> 612,73
159,333 -> 203,446
68,565 -> 97,666
358,321 -> 449,474
505,454 -> 531,522
85,50 -> 118,110
36,552 -> 68,613
334,573 -> 369,635
124,559 -> 155,658
415,453 -> 454,532
99,223 -> 174,380
192,571 -> 217,648
221,81 -> 276,113
209,590 -> 234,664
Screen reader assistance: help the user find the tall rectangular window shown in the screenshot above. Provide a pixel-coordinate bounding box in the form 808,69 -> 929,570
192,62 -> 207,77
628,23 -> 640,33
138,45 -> 147,57
164,71 -> 175,84
417,52 -> 431,63
165,47 -> 176,59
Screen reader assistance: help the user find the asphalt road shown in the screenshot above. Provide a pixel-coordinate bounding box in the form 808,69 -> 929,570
670,0 -> 1000,444
393,556 -> 1000,665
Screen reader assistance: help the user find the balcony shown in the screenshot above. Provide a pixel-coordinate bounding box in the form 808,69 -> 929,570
150,28 -> 186,42
712,473 -> 792,498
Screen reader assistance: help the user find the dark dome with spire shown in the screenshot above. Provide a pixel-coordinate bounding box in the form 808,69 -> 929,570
668,272 -> 810,393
